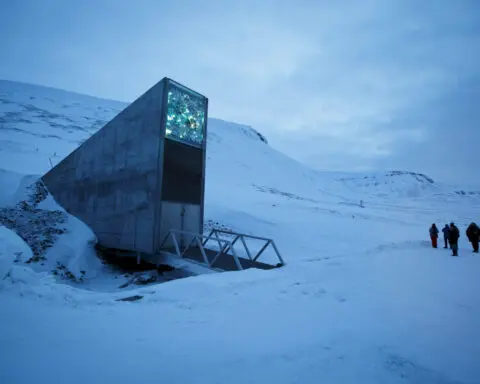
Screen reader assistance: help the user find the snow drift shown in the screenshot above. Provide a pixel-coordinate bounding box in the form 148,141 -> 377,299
0,226 -> 32,279
0,171 -> 101,280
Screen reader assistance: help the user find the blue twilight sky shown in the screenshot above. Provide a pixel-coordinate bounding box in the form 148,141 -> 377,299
1,0 -> 479,186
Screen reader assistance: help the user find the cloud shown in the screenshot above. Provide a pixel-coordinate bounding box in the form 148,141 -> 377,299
0,0 -> 479,185
372,74 -> 480,185
264,1 -> 480,185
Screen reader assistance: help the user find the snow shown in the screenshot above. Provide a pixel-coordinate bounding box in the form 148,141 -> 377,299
2,247 -> 480,383
0,171 -> 102,281
37,192 -> 102,279
0,226 -> 33,279
1,80 -> 480,383
44,204 -> 101,278
0,169 -> 24,207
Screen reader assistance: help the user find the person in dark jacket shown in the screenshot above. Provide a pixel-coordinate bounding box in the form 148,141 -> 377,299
442,224 -> 450,249
466,222 -> 479,253
448,223 -> 460,256
429,223 -> 439,248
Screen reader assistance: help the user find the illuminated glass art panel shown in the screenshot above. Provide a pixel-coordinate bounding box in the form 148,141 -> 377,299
165,81 -> 207,146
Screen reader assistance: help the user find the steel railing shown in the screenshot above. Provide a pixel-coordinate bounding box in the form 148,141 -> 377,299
158,228 -> 285,271
202,228 -> 284,266
158,229 -> 244,270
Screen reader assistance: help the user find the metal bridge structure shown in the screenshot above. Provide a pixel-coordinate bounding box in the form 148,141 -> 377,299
158,228 -> 285,272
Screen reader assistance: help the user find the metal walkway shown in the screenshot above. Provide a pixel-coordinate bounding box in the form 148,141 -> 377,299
158,228 -> 285,272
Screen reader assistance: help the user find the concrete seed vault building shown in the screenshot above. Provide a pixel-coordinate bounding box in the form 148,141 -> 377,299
42,77 -> 284,271
42,77 -> 208,256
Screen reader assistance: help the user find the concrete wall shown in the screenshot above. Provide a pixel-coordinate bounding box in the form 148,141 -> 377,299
42,79 -> 167,254
160,202 -> 201,248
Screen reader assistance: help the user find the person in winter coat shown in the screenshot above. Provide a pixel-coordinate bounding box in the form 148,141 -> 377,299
448,223 -> 460,256
442,224 -> 450,249
429,223 -> 439,248
466,222 -> 480,253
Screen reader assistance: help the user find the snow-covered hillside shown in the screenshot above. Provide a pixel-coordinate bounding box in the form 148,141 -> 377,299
1,80 -> 480,384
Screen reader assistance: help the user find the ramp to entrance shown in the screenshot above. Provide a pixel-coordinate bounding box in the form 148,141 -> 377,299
157,229 -> 285,272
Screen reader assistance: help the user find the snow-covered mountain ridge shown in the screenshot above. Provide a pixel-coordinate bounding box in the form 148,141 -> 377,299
1,79 -> 478,203
0,79 -> 268,174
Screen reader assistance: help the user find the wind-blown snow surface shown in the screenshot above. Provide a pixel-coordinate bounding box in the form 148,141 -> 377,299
1,80 -> 480,384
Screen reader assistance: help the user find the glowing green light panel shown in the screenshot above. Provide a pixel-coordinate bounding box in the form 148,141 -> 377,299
165,82 -> 206,146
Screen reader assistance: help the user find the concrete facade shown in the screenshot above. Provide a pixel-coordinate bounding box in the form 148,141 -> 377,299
42,78 -> 208,255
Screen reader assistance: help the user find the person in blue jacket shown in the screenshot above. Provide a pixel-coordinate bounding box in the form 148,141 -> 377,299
442,224 -> 450,249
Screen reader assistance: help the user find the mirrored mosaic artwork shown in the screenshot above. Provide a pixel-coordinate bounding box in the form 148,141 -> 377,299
165,81 -> 207,146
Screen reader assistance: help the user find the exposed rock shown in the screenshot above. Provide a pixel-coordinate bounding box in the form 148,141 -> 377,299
116,295 -> 143,302
0,179 -> 75,278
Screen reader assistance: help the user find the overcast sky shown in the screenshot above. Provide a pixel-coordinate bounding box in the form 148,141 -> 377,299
1,0 -> 479,186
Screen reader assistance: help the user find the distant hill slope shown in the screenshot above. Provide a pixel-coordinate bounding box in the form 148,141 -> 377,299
1,79 -> 478,208
0,79 -> 268,175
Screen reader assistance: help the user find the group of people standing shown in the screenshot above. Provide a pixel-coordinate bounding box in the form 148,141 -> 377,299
429,222 -> 480,256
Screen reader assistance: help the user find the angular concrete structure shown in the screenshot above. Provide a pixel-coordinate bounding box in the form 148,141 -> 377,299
42,78 -> 208,255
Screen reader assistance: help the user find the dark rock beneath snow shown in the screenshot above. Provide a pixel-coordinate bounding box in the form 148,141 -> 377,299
118,272 -> 158,289
0,203 -> 67,262
53,262 -> 85,282
116,295 -> 144,302
0,179 -> 68,265
25,180 -> 49,207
